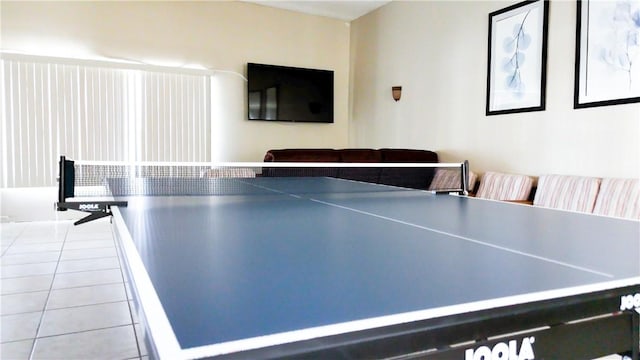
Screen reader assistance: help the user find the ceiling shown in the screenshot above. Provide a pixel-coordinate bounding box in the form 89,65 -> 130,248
243,1 -> 391,21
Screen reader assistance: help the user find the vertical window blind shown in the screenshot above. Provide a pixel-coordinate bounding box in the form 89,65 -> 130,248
1,55 -> 211,187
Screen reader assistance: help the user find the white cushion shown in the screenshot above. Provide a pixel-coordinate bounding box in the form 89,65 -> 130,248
593,178 -> 640,220
201,168 -> 256,178
533,175 -> 600,213
428,169 -> 477,191
476,172 -> 533,201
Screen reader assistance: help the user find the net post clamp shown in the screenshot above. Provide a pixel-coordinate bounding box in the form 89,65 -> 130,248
56,201 -> 128,226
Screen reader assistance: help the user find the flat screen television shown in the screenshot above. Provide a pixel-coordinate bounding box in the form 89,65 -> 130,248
247,63 -> 334,123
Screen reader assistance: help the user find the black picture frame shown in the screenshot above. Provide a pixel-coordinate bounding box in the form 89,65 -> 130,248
574,0 -> 640,109
486,0 -> 549,116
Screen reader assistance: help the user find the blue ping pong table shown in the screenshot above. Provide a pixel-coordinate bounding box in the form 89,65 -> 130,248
109,176 -> 640,360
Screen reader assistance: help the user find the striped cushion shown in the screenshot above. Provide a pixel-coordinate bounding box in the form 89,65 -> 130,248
475,172 -> 533,201
428,169 -> 477,191
533,175 -> 600,213
593,178 -> 640,220
201,168 -> 256,178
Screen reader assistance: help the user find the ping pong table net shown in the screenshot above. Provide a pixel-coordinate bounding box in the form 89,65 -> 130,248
55,156 -> 471,224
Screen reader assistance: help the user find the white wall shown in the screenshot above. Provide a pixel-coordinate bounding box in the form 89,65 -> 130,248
350,1 -> 640,178
1,1 -> 351,162
1,187 -> 85,222
3,0 -> 639,178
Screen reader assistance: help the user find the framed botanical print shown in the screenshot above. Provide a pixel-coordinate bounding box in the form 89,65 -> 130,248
574,0 -> 640,108
486,0 -> 550,115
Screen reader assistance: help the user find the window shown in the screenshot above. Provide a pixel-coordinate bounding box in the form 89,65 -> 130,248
1,54 -> 211,187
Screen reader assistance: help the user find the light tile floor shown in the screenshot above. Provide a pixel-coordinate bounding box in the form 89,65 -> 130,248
1,218 -> 147,360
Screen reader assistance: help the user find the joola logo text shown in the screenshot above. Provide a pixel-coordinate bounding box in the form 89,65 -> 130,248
620,293 -> 640,312
79,204 -> 100,211
465,337 -> 535,360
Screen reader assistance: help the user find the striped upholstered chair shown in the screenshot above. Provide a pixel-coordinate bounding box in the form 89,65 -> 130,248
533,175 -> 600,213
428,169 -> 478,193
592,178 -> 640,220
475,172 -> 533,201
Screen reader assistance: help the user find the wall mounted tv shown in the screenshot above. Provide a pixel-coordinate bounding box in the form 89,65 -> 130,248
247,63 -> 334,123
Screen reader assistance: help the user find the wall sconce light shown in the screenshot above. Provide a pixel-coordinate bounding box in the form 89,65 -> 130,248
392,86 -> 402,101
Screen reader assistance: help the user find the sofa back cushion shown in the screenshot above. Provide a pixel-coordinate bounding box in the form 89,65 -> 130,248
378,149 -> 438,189
337,149 -> 382,183
380,148 -> 438,163
533,175 -> 600,213
338,149 -> 382,162
592,178 -> 640,220
262,148 -> 440,189
263,149 -> 340,162
262,149 -> 340,177
428,169 -> 478,192
476,172 -> 533,201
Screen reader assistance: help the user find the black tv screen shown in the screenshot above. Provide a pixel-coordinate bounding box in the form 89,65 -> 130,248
247,63 -> 334,123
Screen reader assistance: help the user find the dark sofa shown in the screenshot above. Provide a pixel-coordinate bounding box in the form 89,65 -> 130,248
262,148 -> 439,190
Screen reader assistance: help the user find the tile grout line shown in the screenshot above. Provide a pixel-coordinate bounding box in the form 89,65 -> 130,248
39,298 -> 132,313
0,317 -> 133,345
27,220 -> 71,360
1,250 -> 65,265
33,323 -> 135,341
1,245 -> 64,257
0,223 -> 28,256
1,220 -> 141,359
0,298 -> 132,317
3,245 -> 116,257
0,263 -> 121,286
3,242 -> 64,248
112,222 -> 144,360
1,258 -> 119,272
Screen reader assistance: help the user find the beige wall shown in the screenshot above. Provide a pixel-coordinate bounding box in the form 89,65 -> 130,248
3,0 -> 639,177
350,1 -> 640,178
1,1 -> 351,162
